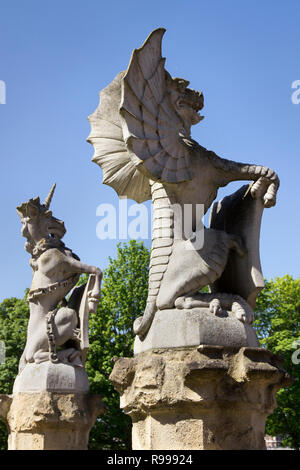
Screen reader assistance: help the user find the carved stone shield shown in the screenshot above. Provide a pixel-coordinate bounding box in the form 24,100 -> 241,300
78,275 -> 97,365
209,183 -> 265,308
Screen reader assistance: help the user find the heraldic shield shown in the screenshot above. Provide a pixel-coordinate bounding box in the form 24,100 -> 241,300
209,182 -> 266,308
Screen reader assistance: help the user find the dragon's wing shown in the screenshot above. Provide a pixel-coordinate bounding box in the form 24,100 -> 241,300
88,29 -> 194,202
87,72 -> 151,203
120,28 -> 193,184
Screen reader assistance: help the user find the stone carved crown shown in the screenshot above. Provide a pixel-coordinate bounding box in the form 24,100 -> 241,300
16,184 -> 56,220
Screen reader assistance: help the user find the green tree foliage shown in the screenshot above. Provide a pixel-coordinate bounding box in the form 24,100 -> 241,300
86,240 -> 150,449
0,241 -> 149,450
254,275 -> 300,449
0,247 -> 298,450
0,296 -> 29,450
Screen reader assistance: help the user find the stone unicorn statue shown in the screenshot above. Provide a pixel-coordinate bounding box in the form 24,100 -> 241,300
17,184 -> 102,370
87,28 -> 279,339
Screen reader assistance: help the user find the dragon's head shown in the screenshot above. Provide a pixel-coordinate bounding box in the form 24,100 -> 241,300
167,73 -> 204,137
17,184 -> 66,255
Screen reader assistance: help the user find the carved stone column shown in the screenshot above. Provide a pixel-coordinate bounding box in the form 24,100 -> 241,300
0,363 -> 105,450
110,345 -> 292,450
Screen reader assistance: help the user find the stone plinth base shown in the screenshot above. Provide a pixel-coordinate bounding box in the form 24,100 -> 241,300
0,391 -> 105,450
13,362 -> 90,394
110,346 -> 292,450
0,362 -> 105,450
134,308 -> 259,355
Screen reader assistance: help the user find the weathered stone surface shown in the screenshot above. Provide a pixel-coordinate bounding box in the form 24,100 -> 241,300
94,28 -> 286,452
134,307 -> 259,354
88,28 -> 280,340
110,346 -> 292,450
10,186 -> 105,450
0,392 -> 105,450
209,184 -> 265,307
16,184 -> 102,371
0,395 -> 12,423
13,362 -> 90,394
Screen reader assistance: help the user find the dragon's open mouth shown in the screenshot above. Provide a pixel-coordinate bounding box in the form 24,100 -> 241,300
183,88 -> 204,124
192,110 -> 204,125
184,88 -> 204,110
179,94 -> 204,125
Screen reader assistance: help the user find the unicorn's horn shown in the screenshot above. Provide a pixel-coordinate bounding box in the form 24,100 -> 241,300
44,183 -> 56,209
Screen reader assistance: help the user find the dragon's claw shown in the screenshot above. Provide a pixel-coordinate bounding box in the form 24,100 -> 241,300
209,299 -> 223,315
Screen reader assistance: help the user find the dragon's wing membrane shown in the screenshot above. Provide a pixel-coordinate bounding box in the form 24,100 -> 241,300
87,73 -> 151,203
120,28 -> 193,184
87,28 -> 193,202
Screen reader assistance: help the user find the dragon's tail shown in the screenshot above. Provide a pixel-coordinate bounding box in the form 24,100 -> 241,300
133,301 -> 156,338
134,181 -> 174,338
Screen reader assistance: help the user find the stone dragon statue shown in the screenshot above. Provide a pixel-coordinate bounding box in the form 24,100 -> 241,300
17,184 -> 102,370
87,29 -> 279,340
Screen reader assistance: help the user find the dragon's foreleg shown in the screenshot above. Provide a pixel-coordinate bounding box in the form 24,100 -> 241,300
207,148 -> 280,208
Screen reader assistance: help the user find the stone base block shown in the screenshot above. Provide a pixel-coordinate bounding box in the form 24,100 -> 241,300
110,345 -> 292,450
0,391 -> 105,450
134,308 -> 259,355
13,362 -> 90,394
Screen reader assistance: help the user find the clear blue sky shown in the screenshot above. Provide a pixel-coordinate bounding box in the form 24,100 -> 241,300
0,0 -> 299,300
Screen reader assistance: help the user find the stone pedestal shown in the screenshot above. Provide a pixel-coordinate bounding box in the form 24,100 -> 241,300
110,345 -> 292,450
134,308 -> 260,354
1,392 -> 104,450
0,363 -> 105,450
